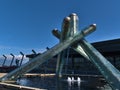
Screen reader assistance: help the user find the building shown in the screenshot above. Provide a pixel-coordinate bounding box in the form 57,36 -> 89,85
26,38 -> 120,75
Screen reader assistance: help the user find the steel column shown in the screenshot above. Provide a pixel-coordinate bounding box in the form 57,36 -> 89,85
79,39 -> 120,90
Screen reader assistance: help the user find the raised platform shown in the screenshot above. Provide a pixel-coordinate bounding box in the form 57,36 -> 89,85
0,73 -> 55,78
0,73 -> 52,90
0,82 -> 45,90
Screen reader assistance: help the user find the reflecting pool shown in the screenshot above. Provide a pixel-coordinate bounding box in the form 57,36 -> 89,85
16,75 -> 112,90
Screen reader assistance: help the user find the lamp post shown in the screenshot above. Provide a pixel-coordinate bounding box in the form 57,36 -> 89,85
10,53 -> 15,66
32,49 -> 37,55
2,55 -> 7,66
19,52 -> 24,66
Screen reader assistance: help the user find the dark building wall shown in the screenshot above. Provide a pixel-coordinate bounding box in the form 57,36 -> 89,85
26,38 -> 120,74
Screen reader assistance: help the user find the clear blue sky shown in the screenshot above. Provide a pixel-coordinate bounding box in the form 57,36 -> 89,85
0,0 -> 120,55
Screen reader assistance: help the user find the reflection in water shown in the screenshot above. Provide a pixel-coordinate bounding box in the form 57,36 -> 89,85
67,76 -> 81,89
77,77 -> 81,88
67,77 -> 81,90
16,75 -> 112,90
67,77 -> 72,86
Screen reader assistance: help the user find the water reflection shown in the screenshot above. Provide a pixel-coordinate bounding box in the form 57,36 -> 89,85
67,76 -> 81,89
16,75 -> 112,90
67,77 -> 81,90
67,77 -> 72,86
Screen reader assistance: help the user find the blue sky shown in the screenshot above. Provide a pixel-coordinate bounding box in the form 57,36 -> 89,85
0,0 -> 120,56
